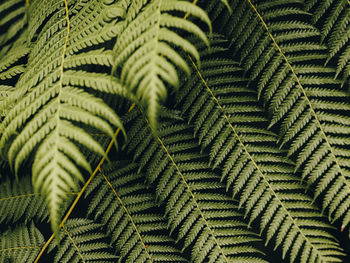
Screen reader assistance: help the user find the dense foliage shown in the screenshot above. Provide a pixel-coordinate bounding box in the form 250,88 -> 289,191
1,0 -> 350,262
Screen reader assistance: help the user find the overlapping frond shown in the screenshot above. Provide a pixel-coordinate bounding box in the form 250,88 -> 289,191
48,218 -> 117,263
176,37 -> 345,263
112,0 -> 211,128
204,0 -> 350,233
304,0 -> 350,81
0,176 -> 48,224
123,110 -> 269,263
0,0 -> 129,231
86,161 -> 188,262
0,223 -> 44,263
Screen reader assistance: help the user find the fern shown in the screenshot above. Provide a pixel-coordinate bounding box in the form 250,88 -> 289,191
48,218 -> 117,263
175,37 -> 345,263
0,0 -> 128,231
0,223 -> 45,263
86,161 -> 189,262
2,0 -> 350,262
0,0 -> 28,48
112,0 -> 211,128
203,0 -> 350,233
304,0 -> 350,82
0,176 -> 48,224
124,110 -> 270,262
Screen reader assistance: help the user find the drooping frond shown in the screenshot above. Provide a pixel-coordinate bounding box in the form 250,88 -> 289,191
205,0 -> 350,233
0,0 -> 130,231
304,0 -> 350,81
0,175 -> 48,224
123,110 -> 269,263
86,161 -> 188,262
48,218 -> 117,263
112,0 -> 211,128
0,0 -> 28,48
176,37 -> 345,263
0,222 -> 44,263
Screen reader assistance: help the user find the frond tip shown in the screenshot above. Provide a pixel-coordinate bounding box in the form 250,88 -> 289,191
113,0 -> 211,129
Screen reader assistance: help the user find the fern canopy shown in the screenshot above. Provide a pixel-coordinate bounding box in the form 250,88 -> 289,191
2,0 -> 350,262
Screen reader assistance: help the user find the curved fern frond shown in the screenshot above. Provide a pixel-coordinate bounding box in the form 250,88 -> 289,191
0,222 -> 44,263
124,111 -> 269,263
0,176 -> 48,224
48,218 -> 117,263
207,0 -> 350,233
86,161 -> 189,262
304,0 -> 350,81
176,37 -> 345,263
112,0 -> 211,128
0,0 -> 128,232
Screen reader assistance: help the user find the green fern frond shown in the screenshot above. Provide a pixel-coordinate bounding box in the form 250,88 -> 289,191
0,222 -> 44,263
86,161 -> 189,262
176,37 -> 345,263
304,0 -> 350,81
208,0 -> 350,233
48,218 -> 117,263
112,0 -> 211,129
0,0 -> 128,232
124,111 -> 269,263
0,176 -> 48,224
0,0 -> 28,48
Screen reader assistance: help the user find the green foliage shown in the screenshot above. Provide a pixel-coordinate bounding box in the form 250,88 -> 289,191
112,0 -> 211,128
304,0 -> 350,82
176,38 -> 345,262
203,0 -> 350,232
0,176 -> 48,224
48,218 -> 117,263
2,0 -> 350,262
124,110 -> 269,262
86,161 -> 188,262
0,223 -> 45,263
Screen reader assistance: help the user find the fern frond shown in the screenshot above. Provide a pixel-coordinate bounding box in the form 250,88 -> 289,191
0,222 -> 44,263
176,37 -> 345,263
48,218 -> 117,263
86,161 -> 188,262
112,0 -> 211,128
304,0 -> 350,81
123,111 -> 269,263
0,0 -> 128,232
0,0 -> 27,48
209,0 -> 350,233
0,176 -> 48,224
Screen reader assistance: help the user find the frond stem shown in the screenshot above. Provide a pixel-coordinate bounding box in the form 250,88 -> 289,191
99,168 -> 153,262
0,191 -> 77,202
0,246 -> 41,253
246,0 -> 350,193
189,56 -> 324,259
62,225 -> 85,263
0,193 -> 41,201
